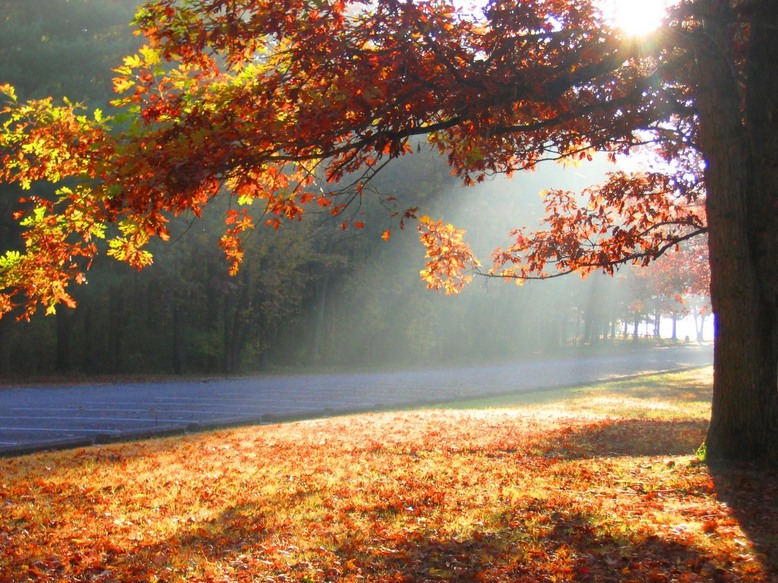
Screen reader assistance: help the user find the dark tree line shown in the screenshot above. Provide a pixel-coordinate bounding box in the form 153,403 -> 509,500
0,0 -> 708,378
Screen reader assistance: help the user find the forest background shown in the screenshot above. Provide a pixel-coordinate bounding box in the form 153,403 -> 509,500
0,0 -> 710,378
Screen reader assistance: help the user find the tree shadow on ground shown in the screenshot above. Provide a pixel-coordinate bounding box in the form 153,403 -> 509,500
597,366 -> 713,401
6,417 -> 777,581
538,418 -> 708,459
75,498 -> 738,582
65,420 -> 741,581
535,417 -> 778,578
710,465 -> 778,577
348,508 -> 736,582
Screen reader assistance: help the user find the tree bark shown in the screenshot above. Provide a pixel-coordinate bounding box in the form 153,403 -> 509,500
172,302 -> 186,375
697,0 -> 778,463
108,286 -> 125,374
0,315 -> 15,375
311,271 -> 329,362
694,313 -> 706,344
55,309 -> 72,372
223,267 -> 252,374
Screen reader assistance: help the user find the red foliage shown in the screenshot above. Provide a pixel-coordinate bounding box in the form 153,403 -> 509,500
0,0 -> 752,312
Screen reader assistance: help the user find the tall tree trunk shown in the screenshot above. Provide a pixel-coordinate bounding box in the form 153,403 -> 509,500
223,267 -> 252,374
0,315 -> 15,375
573,310 -> 581,346
311,272 -> 329,362
694,313 -> 707,343
172,302 -> 186,375
82,303 -> 96,372
55,309 -> 72,372
205,260 -> 219,332
697,0 -> 778,464
108,287 -> 124,373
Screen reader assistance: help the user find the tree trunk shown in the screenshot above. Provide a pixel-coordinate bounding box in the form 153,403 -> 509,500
0,315 -> 15,375
696,0 -> 778,464
55,309 -> 73,372
223,267 -> 252,374
694,313 -> 706,344
311,272 -> 329,362
108,286 -> 124,373
172,302 -> 186,375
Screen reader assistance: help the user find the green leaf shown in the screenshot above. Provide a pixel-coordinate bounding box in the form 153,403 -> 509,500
19,206 -> 47,227
0,250 -> 21,270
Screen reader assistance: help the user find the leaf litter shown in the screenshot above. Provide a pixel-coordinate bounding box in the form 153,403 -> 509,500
1,366 -> 776,582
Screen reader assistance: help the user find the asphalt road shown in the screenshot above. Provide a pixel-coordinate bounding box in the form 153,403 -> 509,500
0,344 -> 713,456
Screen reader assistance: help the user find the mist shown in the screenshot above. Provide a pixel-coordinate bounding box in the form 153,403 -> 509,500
0,0 -> 712,378
262,147 -> 711,374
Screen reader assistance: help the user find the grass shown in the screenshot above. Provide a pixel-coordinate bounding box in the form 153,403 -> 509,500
1,365 -> 777,582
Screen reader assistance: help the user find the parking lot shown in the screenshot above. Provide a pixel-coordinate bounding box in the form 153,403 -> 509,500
0,344 -> 713,456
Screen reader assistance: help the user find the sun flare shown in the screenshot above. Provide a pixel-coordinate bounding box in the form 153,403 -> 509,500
602,0 -> 669,37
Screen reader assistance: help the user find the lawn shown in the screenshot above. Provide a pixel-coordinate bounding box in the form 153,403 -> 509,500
1,366 -> 777,582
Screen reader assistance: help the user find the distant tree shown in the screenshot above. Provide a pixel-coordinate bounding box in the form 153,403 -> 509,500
642,236 -> 710,341
0,0 -> 141,104
0,0 -> 775,463
0,0 -> 141,372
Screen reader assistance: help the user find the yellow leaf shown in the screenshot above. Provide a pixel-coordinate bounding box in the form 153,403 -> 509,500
112,77 -> 136,94
123,54 -> 143,68
139,45 -> 161,66
0,84 -> 17,101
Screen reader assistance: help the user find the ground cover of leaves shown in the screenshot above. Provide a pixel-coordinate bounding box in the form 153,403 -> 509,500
1,366 -> 777,582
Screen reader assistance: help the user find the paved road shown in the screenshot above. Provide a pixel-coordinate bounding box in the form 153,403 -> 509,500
0,344 -> 712,456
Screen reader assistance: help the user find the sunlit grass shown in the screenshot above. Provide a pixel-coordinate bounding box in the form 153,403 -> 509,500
1,365 -> 777,581
445,366 -> 714,417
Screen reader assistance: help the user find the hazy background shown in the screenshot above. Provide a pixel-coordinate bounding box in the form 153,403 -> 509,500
0,0 -> 712,378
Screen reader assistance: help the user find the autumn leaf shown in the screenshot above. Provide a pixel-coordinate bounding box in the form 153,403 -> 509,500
418,218 -> 479,294
1,367 -> 775,582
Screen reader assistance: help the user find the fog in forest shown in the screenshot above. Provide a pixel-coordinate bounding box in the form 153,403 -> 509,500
0,0 -> 712,379
0,144 -> 712,378
306,150 -> 712,372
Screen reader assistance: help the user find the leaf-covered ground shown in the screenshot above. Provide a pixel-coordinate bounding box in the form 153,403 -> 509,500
2,366 -> 777,582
